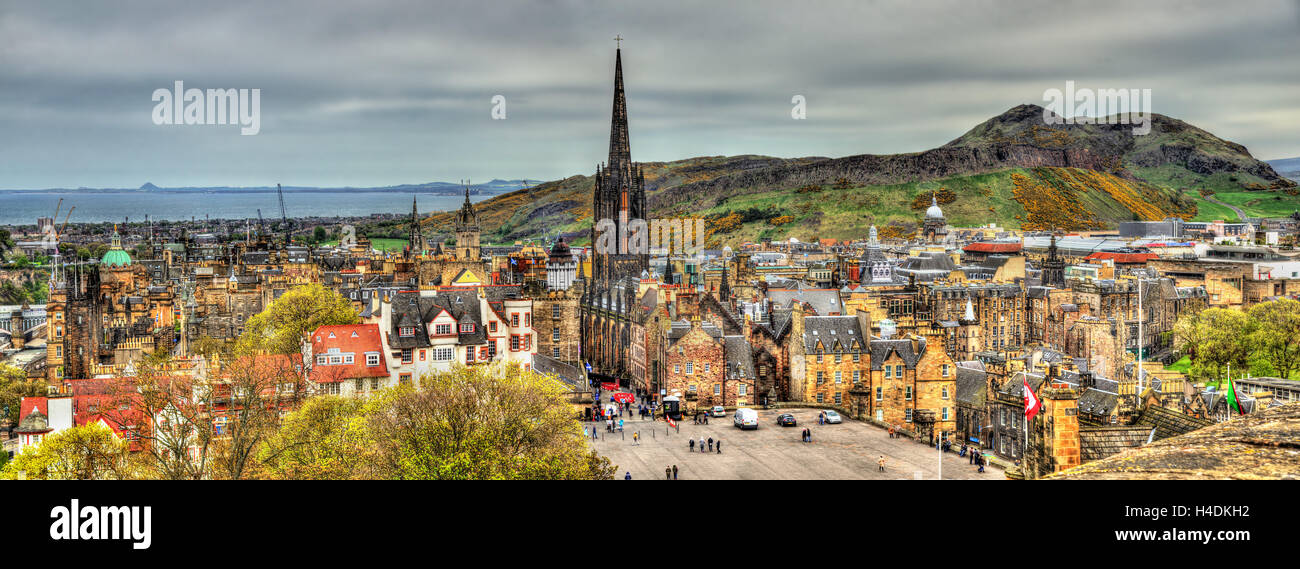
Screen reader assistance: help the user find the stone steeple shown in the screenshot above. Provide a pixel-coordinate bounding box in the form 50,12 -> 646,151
405,196 -> 423,259
454,183 -> 481,261
590,44 -> 648,285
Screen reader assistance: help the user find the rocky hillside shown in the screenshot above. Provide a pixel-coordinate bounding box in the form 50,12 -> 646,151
423,104 -> 1296,245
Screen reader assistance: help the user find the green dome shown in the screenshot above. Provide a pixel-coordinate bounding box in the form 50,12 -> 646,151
101,248 -> 132,267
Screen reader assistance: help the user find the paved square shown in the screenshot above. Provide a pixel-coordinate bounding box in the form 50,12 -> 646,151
589,408 -> 1002,480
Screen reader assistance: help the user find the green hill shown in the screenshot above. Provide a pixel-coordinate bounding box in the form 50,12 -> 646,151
418,104 -> 1298,245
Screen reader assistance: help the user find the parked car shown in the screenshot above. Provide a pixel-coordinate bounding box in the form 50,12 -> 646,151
711,405 -> 727,417
776,413 -> 797,427
734,408 -> 759,430
823,410 -> 842,424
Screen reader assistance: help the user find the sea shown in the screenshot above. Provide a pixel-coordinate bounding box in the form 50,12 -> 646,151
0,191 -> 494,226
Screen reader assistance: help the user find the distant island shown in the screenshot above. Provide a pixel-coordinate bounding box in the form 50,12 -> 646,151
0,178 -> 545,195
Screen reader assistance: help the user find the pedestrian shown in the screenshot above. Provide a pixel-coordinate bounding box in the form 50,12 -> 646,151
707,437 -> 713,452
807,428 -> 812,443
818,411 -> 824,425
665,466 -> 671,480
978,455 -> 985,474
888,426 -> 894,439
619,418 -> 624,432
633,431 -> 640,445
716,440 -> 722,454
625,472 -> 632,480
699,437 -> 705,452
878,456 -> 886,472
689,438 -> 695,452
672,465 -> 678,480
583,426 -> 589,439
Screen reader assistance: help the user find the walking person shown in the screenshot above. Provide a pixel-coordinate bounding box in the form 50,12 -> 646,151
625,472 -> 632,480
707,437 -> 713,452
699,436 -> 705,453
716,439 -> 722,454
878,456 -> 886,472
689,438 -> 695,452
666,466 -> 671,480
633,431 -> 640,445
672,465 -> 678,480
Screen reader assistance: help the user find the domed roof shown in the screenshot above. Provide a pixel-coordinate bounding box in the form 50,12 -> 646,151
925,194 -> 944,218
101,225 -> 132,267
102,249 -> 132,267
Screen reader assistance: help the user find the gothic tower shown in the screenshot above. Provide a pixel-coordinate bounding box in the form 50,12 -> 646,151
454,186 -> 481,261
405,197 -> 425,259
1042,232 -> 1066,288
590,46 -> 648,286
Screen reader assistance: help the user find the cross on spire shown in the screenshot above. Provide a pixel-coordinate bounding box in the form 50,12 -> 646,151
614,35 -> 623,49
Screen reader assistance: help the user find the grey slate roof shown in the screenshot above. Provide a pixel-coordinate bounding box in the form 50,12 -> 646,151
803,316 -> 866,352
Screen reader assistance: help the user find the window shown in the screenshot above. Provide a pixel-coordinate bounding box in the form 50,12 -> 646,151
942,386 -> 949,399
367,353 -> 379,366
895,365 -> 904,377
553,328 -> 561,342
834,392 -> 842,405
399,326 -> 415,337
488,342 -> 497,358
674,364 -> 681,374
816,353 -> 823,363
435,324 -> 452,335
942,364 -> 950,377
524,313 -> 530,328
738,384 -> 747,396
834,370 -> 842,384
522,335 -> 530,350
905,386 -> 912,401
511,314 -> 520,327
329,355 -> 341,365
552,305 -> 561,318
489,322 -> 498,333
371,377 -> 380,390
434,347 -> 454,361
402,349 -> 413,364
460,323 -> 475,333
343,354 -> 354,364
704,363 -> 710,373
322,383 -> 340,396
714,384 -> 721,396
852,353 -> 860,363
355,378 -> 364,392
816,371 -> 824,384
942,407 -> 950,421
875,387 -> 882,401
552,347 -> 560,358
510,335 -> 520,351
905,408 -> 913,422
686,362 -> 694,375
466,349 -> 474,364
816,393 -> 825,403
316,355 -> 327,365
399,373 -> 412,385
852,370 -> 860,383
834,353 -> 841,364
885,366 -> 892,379
420,349 -> 426,362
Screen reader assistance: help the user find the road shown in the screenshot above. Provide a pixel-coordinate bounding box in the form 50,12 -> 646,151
1204,195 -> 1247,221
589,408 -> 1001,480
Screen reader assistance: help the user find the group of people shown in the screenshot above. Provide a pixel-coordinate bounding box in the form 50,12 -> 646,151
800,428 -> 813,443
961,443 -> 987,474
688,436 -> 721,454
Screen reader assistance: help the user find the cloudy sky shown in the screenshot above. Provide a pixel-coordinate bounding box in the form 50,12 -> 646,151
1,0 -> 1298,189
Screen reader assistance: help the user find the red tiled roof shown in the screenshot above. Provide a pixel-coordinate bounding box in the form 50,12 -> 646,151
310,323 -> 388,382
963,242 -> 1022,253
1084,252 -> 1157,264
19,396 -> 48,420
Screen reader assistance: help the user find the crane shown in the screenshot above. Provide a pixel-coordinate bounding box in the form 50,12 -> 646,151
58,206 -> 75,238
276,183 -> 293,246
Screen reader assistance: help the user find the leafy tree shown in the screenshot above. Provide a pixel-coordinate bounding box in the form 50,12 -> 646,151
0,364 -> 46,425
1248,299 -> 1300,379
1173,308 -> 1255,382
237,283 -> 358,355
313,226 -> 328,244
0,229 -> 13,262
0,423 -> 140,480
260,362 -> 615,480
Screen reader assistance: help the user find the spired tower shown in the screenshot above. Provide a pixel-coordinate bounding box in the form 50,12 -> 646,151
454,185 -> 481,261
590,45 -> 648,286
922,193 -> 948,244
1041,232 -> 1066,288
405,197 -> 425,259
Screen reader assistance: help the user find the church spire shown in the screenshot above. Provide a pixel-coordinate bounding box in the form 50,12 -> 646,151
607,44 -> 630,171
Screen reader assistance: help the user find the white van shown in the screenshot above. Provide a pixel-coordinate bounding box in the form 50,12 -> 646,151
733,408 -> 759,430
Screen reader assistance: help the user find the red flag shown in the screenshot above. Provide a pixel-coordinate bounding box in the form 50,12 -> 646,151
1025,378 -> 1042,422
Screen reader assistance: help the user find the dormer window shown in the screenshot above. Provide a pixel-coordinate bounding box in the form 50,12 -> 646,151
460,323 -> 475,333
399,326 -> 415,337
435,324 -> 453,336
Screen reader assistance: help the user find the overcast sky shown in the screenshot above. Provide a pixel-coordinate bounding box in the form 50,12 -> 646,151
1,0 -> 1297,189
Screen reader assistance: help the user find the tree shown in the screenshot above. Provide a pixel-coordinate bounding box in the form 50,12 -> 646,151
259,362 -> 615,480
1173,308 -> 1255,382
0,423 -> 140,480
1248,298 -> 1300,379
0,229 -> 13,262
313,226 -> 328,244
237,283 -> 358,355
207,353 -> 304,480
0,364 -> 46,426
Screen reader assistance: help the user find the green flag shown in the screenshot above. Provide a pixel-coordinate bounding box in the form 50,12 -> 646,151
1225,378 -> 1243,415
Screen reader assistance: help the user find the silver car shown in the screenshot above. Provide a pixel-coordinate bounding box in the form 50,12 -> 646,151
823,410 -> 842,424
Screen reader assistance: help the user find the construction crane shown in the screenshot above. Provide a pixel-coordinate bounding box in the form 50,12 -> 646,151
58,206 -> 75,238
276,183 -> 294,246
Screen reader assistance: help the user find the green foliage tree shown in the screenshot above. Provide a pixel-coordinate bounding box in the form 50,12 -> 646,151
259,362 -> 615,480
0,364 -> 46,425
1247,298 -> 1300,380
313,226 -> 328,244
0,423 -> 140,480
1173,308 -> 1255,382
237,283 -> 358,355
